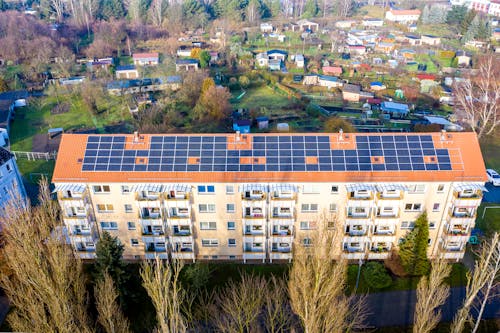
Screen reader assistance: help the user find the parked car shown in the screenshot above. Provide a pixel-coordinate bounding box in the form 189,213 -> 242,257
486,169 -> 500,186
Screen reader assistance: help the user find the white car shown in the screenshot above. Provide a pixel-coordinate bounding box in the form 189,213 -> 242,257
486,169 -> 500,186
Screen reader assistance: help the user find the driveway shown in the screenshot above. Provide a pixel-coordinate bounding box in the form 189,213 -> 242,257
483,182 -> 500,203
364,287 -> 500,328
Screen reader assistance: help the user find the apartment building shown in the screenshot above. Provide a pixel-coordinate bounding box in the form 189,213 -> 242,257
52,131 -> 486,262
0,147 -> 27,219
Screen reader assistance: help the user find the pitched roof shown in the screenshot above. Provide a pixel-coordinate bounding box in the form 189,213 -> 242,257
389,9 -> 421,15
133,52 -> 159,59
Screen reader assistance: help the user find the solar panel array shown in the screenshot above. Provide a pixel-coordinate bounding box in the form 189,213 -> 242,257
81,134 -> 454,172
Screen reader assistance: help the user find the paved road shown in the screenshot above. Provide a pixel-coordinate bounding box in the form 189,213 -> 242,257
364,287 -> 500,328
483,182 -> 500,203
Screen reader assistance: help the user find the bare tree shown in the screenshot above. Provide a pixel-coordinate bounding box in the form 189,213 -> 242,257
95,272 -> 131,333
337,0 -> 352,18
288,221 -> 368,333
263,276 -> 295,333
150,0 -> 167,27
413,259 -> 451,333
141,257 -> 189,333
51,0 -> 66,22
0,180 -> 93,333
450,233 -> 500,333
453,54 -> 500,139
212,272 -> 267,333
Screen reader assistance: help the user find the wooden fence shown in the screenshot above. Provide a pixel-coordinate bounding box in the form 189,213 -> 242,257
12,151 -> 57,161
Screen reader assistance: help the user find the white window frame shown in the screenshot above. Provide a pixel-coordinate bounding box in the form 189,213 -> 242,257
200,222 -> 217,230
226,203 -> 235,213
227,221 -> 236,230
93,185 -> 111,193
226,185 -> 234,194
198,185 -> 215,194
127,221 -> 136,230
201,239 -> 219,247
130,239 -> 139,246
100,221 -> 118,230
198,204 -> 216,213
97,204 -> 114,213
124,204 -> 133,213
301,203 -> 318,212
228,238 -> 236,247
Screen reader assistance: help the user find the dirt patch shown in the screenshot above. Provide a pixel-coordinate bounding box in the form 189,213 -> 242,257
51,102 -> 70,115
32,133 -> 61,153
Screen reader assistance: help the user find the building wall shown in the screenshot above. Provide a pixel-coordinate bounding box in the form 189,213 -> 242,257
0,157 -> 27,213
56,180 -> 482,262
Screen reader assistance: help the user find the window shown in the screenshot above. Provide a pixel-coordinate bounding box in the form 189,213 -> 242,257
228,239 -> 236,247
429,221 -> 436,229
127,222 -> 136,230
331,185 -> 339,193
327,221 -> 335,229
198,204 -> 216,213
200,222 -> 217,230
201,239 -> 219,247
229,255 -> 236,259
227,221 -> 235,230
437,184 -> 444,193
93,185 -> 110,193
100,222 -> 118,230
401,221 -> 416,229
97,204 -> 114,213
226,203 -> 235,213
130,239 -> 139,246
5,163 -> 11,173
433,203 -> 440,212
301,203 -> 318,212
329,203 -> 338,212
428,239 -> 432,246
408,184 -> 426,193
303,238 -> 312,247
226,185 -> 234,194
121,185 -> 130,193
124,204 -> 133,213
404,203 -> 422,212
198,185 -> 215,194
303,184 -> 320,194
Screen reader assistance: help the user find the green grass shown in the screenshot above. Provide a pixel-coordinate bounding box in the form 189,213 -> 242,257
476,204 -> 500,236
480,130 -> 500,170
231,85 -> 297,113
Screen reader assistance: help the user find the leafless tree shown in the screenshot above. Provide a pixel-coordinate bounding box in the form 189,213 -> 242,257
150,0 -> 167,27
212,272 -> 267,333
95,272 -> 131,333
141,257 -> 189,333
337,0 -> 352,18
453,54 -> 500,139
263,276 -> 295,333
288,221 -> 368,333
51,0 -> 66,22
413,259 -> 451,333
127,0 -> 143,24
450,233 -> 500,333
0,180 -> 93,333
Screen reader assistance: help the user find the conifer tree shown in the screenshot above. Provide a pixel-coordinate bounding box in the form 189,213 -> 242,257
399,213 -> 430,276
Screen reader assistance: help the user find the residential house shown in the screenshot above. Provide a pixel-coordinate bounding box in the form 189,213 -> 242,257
489,0 -> 500,16
421,35 -> 441,46
424,116 -> 463,131
380,101 -> 409,118
116,65 -> 139,79
456,51 -> 472,67
0,148 -> 27,216
303,75 -> 319,85
177,46 -> 193,57
86,58 -> 112,72
268,59 -> 282,71
256,117 -> 269,129
233,120 -> 251,133
347,45 -> 367,55
296,19 -> 319,32
362,18 -> 384,27
260,22 -> 274,33
342,84 -> 361,102
256,53 -> 269,68
405,35 -> 421,46
267,50 -> 287,62
133,53 -> 159,66
322,66 -> 343,76
400,49 -> 416,60
375,42 -> 395,54
408,23 -> 418,32
470,0 -> 490,13
385,9 -> 421,23
335,20 -> 357,29
370,82 -> 386,91
294,54 -> 304,68
318,75 -> 343,89
107,77 -> 182,96
59,77 -> 85,85
175,58 -> 199,72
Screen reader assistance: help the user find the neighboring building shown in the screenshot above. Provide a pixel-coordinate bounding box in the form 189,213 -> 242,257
133,53 -> 159,66
347,45 -> 367,55
370,82 -> 386,91
335,20 -> 357,29
470,0 -> 490,13
260,22 -> 274,33
0,147 -> 27,218
52,132 -> 487,262
296,19 -> 319,32
175,58 -> 199,72
233,120 -> 251,133
385,9 -> 421,23
421,35 -> 441,46
107,77 -> 182,96
267,50 -> 287,61
86,58 -> 112,72
268,59 -> 282,71
176,46 -> 193,58
116,65 -> 139,79
362,18 -> 384,27
295,54 -> 305,68
489,0 -> 500,16
405,35 -> 421,46
342,84 -> 361,102
456,51 -> 472,67
256,52 -> 269,68
323,66 -> 343,76
381,101 -> 409,118
318,75 -> 343,89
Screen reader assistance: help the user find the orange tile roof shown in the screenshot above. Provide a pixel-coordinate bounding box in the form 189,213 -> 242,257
52,132 -> 487,184
132,53 -> 159,59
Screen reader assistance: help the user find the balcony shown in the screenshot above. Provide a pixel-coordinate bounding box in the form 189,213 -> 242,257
165,192 -> 190,200
271,192 -> 296,200
145,244 -> 167,253
272,228 -> 292,236
243,212 -> 265,219
348,192 -> 373,200
242,192 -> 266,200
270,252 -> 293,261
376,192 -> 404,200
271,208 -> 294,219
168,208 -> 190,219
172,226 -> 191,236
452,191 -> 482,207
140,209 -> 162,220
142,229 -> 165,236
136,193 -> 161,201
171,252 -> 195,260
345,225 -> 368,236
448,209 -> 476,219
244,227 -> 265,236
368,252 -> 390,260
65,212 -> 87,219
60,193 -> 85,201
70,229 -> 93,237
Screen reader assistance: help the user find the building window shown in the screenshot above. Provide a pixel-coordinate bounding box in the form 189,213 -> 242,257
401,221 -> 416,229
226,185 -> 234,194
428,239 -> 432,246
437,184 -> 444,193
327,221 -> 335,229
429,221 -> 436,229
228,239 -> 236,247
124,204 -> 133,213
121,185 -> 130,193
229,255 -> 236,259
300,221 -> 316,230
100,222 -> 118,230
198,185 -> 215,194
226,203 -> 235,213
131,239 -> 139,246
198,204 -> 216,213
93,185 -> 110,193
5,163 -> 11,173
404,203 -> 422,212
127,222 -> 136,230
329,203 -> 337,212
97,204 -> 114,213
301,203 -> 318,212
433,203 -> 440,212
227,221 -> 235,230
200,222 -> 217,230
201,239 -> 219,247
303,185 -> 320,194
303,238 -> 312,247
408,185 -> 425,193
331,185 -> 339,193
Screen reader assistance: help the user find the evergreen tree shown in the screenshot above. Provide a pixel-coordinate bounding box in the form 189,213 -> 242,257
302,0 -> 318,18
421,5 -> 430,24
447,5 -> 467,25
94,232 -> 128,297
199,50 -> 211,68
399,213 -> 430,276
476,18 -> 491,40
99,0 -> 126,20
460,10 -> 476,35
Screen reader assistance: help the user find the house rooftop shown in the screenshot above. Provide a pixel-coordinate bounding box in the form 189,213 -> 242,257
52,132 -> 487,183
388,9 -> 421,15
343,84 -> 361,93
267,49 -> 287,55
176,58 -> 198,65
133,52 -> 159,59
116,65 -> 136,71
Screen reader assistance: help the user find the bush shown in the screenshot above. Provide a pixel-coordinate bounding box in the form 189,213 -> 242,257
363,262 -> 392,289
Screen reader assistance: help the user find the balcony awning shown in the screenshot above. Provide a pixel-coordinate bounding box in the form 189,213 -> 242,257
370,236 -> 394,243
238,184 -> 268,193
53,183 -> 86,193
346,184 -> 377,192
162,184 -> 192,193
376,184 -> 408,192
452,183 -> 488,192
130,184 -> 163,193
269,184 -> 299,192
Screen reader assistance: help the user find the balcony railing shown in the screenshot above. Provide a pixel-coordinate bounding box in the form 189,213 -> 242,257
244,248 -> 265,253
76,247 -> 95,252
445,228 -> 468,235
71,230 -> 92,236
347,213 -> 371,219
142,230 -> 165,236
375,213 -> 399,219
169,212 -> 190,219
136,193 -> 161,201
65,213 -> 87,219
345,229 -> 368,236
60,194 -> 85,200
272,211 -> 294,218
166,193 -> 190,200
172,230 -> 192,236
140,211 -> 162,219
453,191 -> 482,200
242,193 -> 266,200
243,213 -> 265,219
146,246 -> 167,253
343,247 -> 365,253
272,230 -> 292,236
271,193 -> 296,200
370,247 -> 391,253
376,192 -> 404,200
244,229 -> 265,235
348,193 -> 373,200
448,210 -> 476,219
271,248 -> 291,253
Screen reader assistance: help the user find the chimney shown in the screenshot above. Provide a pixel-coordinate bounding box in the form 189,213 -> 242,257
133,131 -> 139,143
235,131 -> 241,142
339,128 -> 344,141
440,129 -> 446,141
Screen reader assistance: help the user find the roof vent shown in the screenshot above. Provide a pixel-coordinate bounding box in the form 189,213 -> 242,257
235,131 -> 241,142
440,129 -> 446,141
339,128 -> 344,141
133,131 -> 140,143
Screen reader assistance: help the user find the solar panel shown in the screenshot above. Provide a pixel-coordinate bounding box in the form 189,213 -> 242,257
80,134 -> 457,173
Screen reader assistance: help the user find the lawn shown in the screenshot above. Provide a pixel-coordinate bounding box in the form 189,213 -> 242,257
231,85 -> 298,113
480,129 -> 500,170
476,204 -> 500,236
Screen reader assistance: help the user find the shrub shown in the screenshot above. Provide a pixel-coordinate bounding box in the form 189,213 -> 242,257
363,262 -> 392,289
